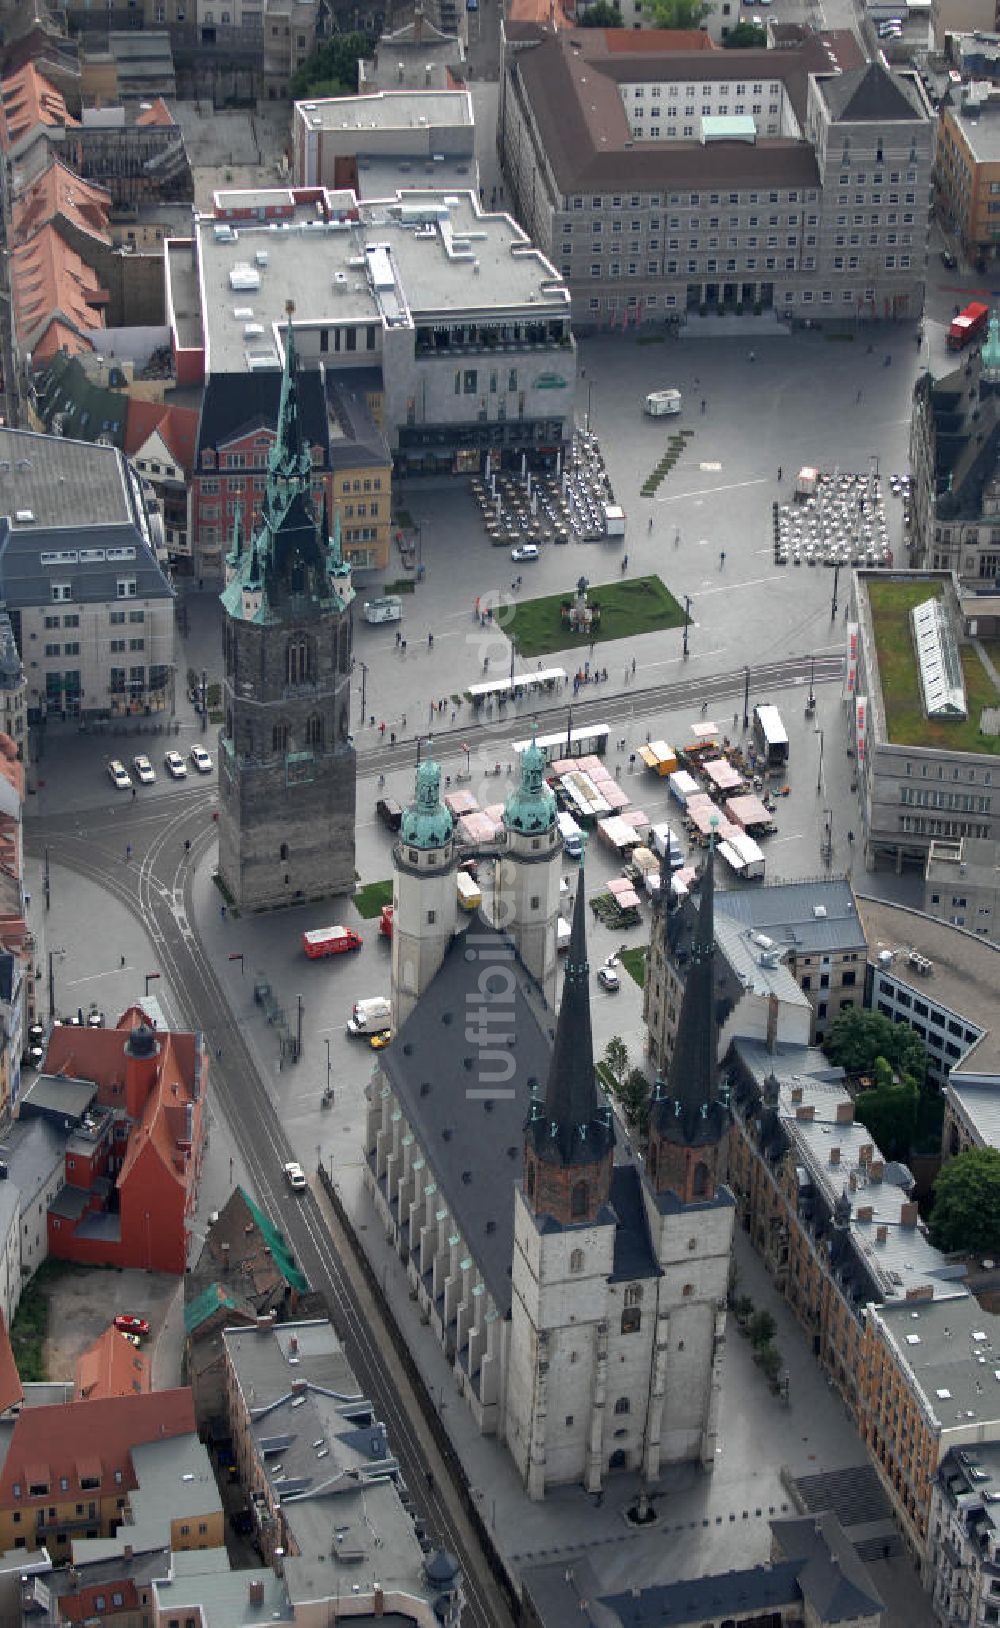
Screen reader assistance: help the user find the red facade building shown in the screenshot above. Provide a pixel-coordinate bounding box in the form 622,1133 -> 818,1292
40,1006 -> 206,1275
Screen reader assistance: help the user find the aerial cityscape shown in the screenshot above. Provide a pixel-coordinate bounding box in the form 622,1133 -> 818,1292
1,0 -> 1000,1621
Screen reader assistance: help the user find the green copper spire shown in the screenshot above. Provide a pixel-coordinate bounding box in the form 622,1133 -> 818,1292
983,312 -> 1000,381
400,747 -> 455,850
504,724 -> 556,835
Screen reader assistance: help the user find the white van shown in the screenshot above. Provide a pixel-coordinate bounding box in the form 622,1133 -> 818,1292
456,870 -> 482,912
347,996 -> 392,1036
557,810 -> 584,859
645,389 -> 682,417
363,596 -> 402,625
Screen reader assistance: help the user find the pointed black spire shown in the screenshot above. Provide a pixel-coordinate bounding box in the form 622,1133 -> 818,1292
526,877 -> 613,1168
652,842 -> 727,1147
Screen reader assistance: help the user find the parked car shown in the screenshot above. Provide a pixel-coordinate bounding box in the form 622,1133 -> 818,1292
284,1161 -> 307,1190
190,745 -> 213,773
107,759 -> 131,790
370,1029 -> 393,1050
164,751 -> 187,779
597,964 -> 621,992
511,543 -> 540,563
132,754 -> 156,785
114,1315 -> 150,1336
376,796 -> 404,832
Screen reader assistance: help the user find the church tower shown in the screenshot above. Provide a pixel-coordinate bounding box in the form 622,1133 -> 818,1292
217,318 -> 356,911
507,881 -> 617,1499
392,749 -> 459,1031
493,728 -> 561,1009
642,842 -> 734,1468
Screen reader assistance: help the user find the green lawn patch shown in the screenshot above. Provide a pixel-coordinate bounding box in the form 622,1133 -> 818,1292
868,578 -> 1000,755
641,429 -> 696,498
380,578 -> 416,595
10,1260 -> 72,1382
619,946 -> 647,988
354,878 -> 394,917
509,575 -> 687,658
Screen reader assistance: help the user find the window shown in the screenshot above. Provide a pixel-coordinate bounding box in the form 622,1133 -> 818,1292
570,1180 -> 589,1218
273,721 -> 289,753
116,578 -> 137,599
621,1306 -> 641,1335
570,1248 -> 584,1273
614,1396 -> 630,1415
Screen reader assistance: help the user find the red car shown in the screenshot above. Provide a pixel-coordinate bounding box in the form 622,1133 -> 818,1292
114,1315 -> 150,1337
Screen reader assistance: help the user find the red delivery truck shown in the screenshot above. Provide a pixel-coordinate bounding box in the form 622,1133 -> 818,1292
948,301 -> 989,350
302,926 -> 363,959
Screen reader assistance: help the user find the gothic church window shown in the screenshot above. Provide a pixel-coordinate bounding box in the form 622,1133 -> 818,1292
570,1181 -> 589,1218
307,714 -> 324,749
286,638 -> 311,685
693,1161 -> 710,1197
614,1397 -> 630,1415
273,721 -> 289,753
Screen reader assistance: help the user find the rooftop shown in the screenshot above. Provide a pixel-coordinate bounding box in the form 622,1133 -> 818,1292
0,428 -> 133,529
734,1038 -> 967,1306
509,27 -> 865,194
715,877 -> 868,955
951,97 -> 1000,163
295,88 -> 473,135
192,187 -> 567,376
10,225 -> 106,359
855,894 -> 1000,1075
860,573 -> 1000,756
872,1295 -> 1000,1437
74,1327 -> 151,1401
0,1387 -> 196,1507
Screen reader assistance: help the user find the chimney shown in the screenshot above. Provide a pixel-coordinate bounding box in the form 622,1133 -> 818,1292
289,1334 -> 298,1355
291,1377 -> 307,1394
859,1143 -> 874,1167
836,1100 -> 855,1124
795,1104 -> 815,1121
123,1544 -> 133,1560
374,1586 -> 385,1617
256,1314 -> 273,1332
829,1146 -> 841,1166
249,1579 -> 265,1606
848,1171 -> 858,1192
876,1224 -> 888,1244
857,1204 -> 874,1222
766,992 -> 780,1054
425,63 -> 432,85
900,1200 -> 919,1227
870,1159 -> 884,1182
791,1086 -> 803,1104
413,2 -> 424,38
221,1241 -> 230,1270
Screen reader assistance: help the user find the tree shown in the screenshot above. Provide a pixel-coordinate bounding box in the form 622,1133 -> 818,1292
930,1149 -> 1000,1256
603,1035 -> 629,1091
577,0 -> 624,21
618,1068 -> 651,1136
754,1342 -> 783,1384
647,0 -> 709,27
821,1008 -> 926,1082
748,1309 -> 776,1349
289,33 -> 371,99
724,20 -> 766,44
853,1074 -> 918,1163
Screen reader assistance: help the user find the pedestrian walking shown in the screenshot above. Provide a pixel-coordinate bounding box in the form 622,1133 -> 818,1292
131,787 -> 136,801
125,842 -> 132,861
379,720 -> 386,737
390,731 -> 396,745
401,713 -> 407,728
674,527 -> 680,548
120,954 -> 126,968
631,657 -> 636,676
777,465 -> 782,481
648,515 -> 654,532
401,639 -> 407,653
701,398 -> 706,414
719,550 -> 726,568
395,629 -> 401,648
428,632 -> 434,648
220,905 -> 227,920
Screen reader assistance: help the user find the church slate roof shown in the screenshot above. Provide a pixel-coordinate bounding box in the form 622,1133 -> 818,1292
652,844 -> 729,1150
380,916 -> 555,1316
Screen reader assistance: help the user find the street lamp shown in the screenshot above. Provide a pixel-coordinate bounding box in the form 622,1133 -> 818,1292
815,727 -> 824,794
357,658 -> 369,719
325,1038 -> 332,1098
742,665 -> 750,731
821,808 -> 833,864
682,597 -> 691,660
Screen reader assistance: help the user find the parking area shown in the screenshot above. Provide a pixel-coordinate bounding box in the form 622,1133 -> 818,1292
20,1263 -> 179,1383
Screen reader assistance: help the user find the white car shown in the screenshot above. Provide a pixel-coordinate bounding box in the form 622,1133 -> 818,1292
284,1161 -> 307,1191
190,745 -> 213,774
133,754 -> 155,785
511,543 -> 540,563
597,965 -> 621,992
164,750 -> 188,780
107,759 -> 131,791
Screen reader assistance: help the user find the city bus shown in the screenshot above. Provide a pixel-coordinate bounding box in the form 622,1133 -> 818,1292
468,668 -> 567,710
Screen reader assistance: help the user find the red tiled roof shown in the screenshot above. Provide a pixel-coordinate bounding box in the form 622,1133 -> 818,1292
508,0 -> 571,26
75,1328 -> 151,1401
0,1388 -> 195,1506
0,62 -> 77,151
135,96 -> 175,128
601,26 -> 716,49
12,159 -> 112,247
124,398 -> 198,476
11,225 -> 106,355
0,1314 -> 23,1415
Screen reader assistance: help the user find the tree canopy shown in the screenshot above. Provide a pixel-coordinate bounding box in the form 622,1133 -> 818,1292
647,0 -> 709,27
577,0 -> 624,22
289,33 -> 371,100
853,1068 -> 918,1163
821,1008 -> 926,1081
930,1148 -> 1000,1257
724,20 -> 766,44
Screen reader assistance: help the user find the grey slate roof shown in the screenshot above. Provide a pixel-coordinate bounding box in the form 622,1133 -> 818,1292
772,1512 -> 884,1621
2,1113 -> 66,1210
196,368 -> 331,464
714,877 -> 867,955
381,915 -> 555,1314
818,62 -> 925,122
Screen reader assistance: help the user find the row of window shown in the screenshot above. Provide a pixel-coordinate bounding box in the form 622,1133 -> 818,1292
571,186 -> 812,208
900,787 -> 991,813
898,815 -> 991,838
